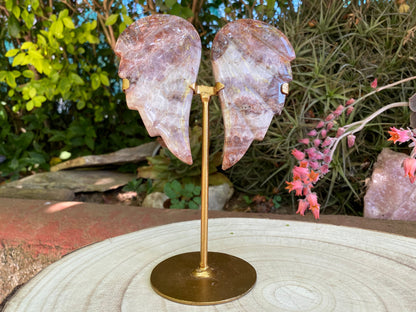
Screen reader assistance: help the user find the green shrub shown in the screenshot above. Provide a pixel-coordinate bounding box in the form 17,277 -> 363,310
213,0 -> 416,214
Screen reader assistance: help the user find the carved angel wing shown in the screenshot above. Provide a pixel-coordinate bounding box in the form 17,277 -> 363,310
211,19 -> 295,170
114,15 -> 201,165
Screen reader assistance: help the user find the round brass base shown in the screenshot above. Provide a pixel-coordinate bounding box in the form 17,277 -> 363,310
150,252 -> 256,305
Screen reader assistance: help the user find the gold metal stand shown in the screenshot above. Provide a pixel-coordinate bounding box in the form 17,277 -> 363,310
150,83 -> 256,305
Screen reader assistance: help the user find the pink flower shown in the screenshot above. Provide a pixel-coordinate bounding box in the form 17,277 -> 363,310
308,170 -> 320,183
403,158 -> 416,183
299,138 -> 310,145
311,206 -> 320,219
347,106 -> 354,115
371,78 -> 378,89
285,180 -> 304,196
309,161 -> 319,170
291,148 -> 305,161
305,148 -> 323,160
307,130 -> 318,136
296,200 -> 309,216
336,127 -> 345,137
347,134 -> 356,148
320,129 -> 327,138
324,155 -> 331,163
346,98 -> 355,106
326,122 -> 334,131
293,165 -> 309,179
333,105 -> 344,116
313,139 -> 321,147
388,127 -> 411,144
316,121 -> 325,128
325,113 -> 335,122
321,137 -> 333,147
320,164 -> 329,174
306,192 -> 320,219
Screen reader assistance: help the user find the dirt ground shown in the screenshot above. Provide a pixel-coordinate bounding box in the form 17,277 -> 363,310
0,244 -> 59,307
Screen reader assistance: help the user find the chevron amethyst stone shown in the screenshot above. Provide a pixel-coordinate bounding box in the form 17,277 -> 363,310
115,15 -> 201,165
211,19 -> 295,170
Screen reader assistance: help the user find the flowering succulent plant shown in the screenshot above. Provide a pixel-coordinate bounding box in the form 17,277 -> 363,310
286,77 -> 416,219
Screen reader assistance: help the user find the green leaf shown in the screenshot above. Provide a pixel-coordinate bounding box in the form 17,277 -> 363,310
22,10 -> 35,28
5,72 -> 17,88
76,101 -> 86,110
29,88 -> 36,98
99,73 -> 109,86
33,95 -> 46,107
91,73 -> 100,90
58,9 -> 69,19
170,199 -> 185,209
164,184 -> 177,199
59,151 -> 71,160
90,20 -> 97,30
23,70 -> 35,78
50,20 -> 64,38
6,0 -> 13,11
119,23 -> 127,34
193,185 -> 201,196
32,0 -> 40,10
21,41 -> 35,50
105,14 -> 119,26
5,49 -> 19,57
189,199 -> 200,209
8,15 -> 21,38
182,185 -> 192,198
69,72 -> 84,85
188,201 -> 199,210
122,14 -> 133,25
26,100 -> 34,111
63,17 -> 75,29
12,70 -> 20,78
85,136 -> 94,150
58,77 -> 71,94
171,180 -> 182,193
12,6 -> 20,18
12,52 -> 27,66
181,7 -> 194,19
165,0 -> 177,9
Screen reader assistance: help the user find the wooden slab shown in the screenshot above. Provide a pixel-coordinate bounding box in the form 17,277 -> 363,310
4,218 -> 416,311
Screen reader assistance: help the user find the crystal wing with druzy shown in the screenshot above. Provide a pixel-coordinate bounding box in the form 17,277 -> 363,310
211,20 -> 295,170
114,15 -> 201,165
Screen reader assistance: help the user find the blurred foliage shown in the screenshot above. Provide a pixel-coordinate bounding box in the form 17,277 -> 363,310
164,179 -> 201,209
138,126 -> 231,191
1,0 -> 416,215
217,0 -> 416,215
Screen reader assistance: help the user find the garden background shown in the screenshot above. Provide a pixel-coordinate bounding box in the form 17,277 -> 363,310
1,0 -> 415,216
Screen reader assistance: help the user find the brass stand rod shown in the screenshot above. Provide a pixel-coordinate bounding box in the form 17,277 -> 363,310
190,83 -> 224,272
200,94 -> 209,270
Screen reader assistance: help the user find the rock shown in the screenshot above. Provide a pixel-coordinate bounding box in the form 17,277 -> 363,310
51,142 -> 159,172
208,184 -> 234,211
0,188 -> 75,201
364,148 -> 416,221
142,184 -> 233,210
0,170 -> 135,201
142,192 -> 169,209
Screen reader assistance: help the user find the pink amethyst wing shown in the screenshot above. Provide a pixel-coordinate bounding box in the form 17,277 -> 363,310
114,15 -> 201,165
211,19 -> 295,170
